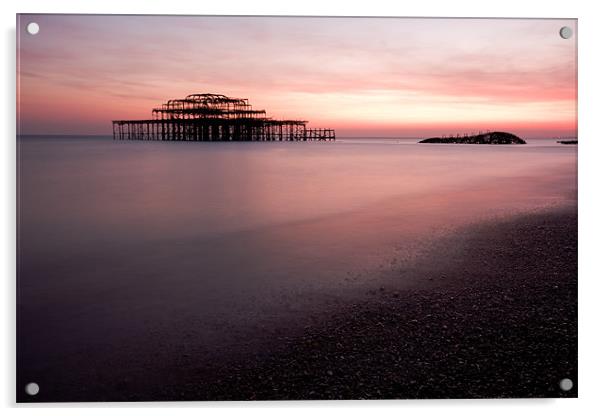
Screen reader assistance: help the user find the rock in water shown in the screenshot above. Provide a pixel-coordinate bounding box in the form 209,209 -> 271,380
419,131 -> 526,144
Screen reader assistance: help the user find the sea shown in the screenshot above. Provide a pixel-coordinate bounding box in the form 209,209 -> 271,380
17,135 -> 577,395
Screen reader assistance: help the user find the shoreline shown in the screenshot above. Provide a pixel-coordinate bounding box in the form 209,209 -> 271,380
18,206 -> 577,402
167,206 -> 578,401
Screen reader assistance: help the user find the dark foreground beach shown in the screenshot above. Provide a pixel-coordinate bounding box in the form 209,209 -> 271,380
36,206 -> 571,402
151,207 -> 576,401
18,206 -> 577,402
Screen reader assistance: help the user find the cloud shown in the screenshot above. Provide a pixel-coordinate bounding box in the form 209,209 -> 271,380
17,15 -> 577,137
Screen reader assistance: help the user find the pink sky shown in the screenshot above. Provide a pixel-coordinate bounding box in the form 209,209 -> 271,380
17,15 -> 577,138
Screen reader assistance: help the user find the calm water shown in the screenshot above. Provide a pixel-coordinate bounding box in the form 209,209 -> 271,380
17,136 -> 577,392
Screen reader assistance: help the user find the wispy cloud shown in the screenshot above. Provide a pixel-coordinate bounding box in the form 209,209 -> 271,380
17,15 -> 576,137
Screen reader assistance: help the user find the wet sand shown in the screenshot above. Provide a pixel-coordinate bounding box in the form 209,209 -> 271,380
162,207 -> 575,401
21,206 -> 575,402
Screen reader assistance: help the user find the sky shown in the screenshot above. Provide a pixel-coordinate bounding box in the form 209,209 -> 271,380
17,15 -> 577,138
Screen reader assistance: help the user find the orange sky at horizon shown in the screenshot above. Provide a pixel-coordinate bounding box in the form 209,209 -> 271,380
17,15 -> 577,138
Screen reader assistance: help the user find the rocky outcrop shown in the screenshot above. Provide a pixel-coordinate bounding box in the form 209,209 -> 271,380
420,131 -> 526,144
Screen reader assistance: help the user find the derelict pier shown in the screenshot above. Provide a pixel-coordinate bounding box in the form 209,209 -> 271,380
112,93 -> 335,142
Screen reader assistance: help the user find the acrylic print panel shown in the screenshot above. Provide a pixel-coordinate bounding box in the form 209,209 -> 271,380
16,15 -> 577,402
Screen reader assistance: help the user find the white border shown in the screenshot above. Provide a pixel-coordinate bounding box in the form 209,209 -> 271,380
2,0 -> 601,414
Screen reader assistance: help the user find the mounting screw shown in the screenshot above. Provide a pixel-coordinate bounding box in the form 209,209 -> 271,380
26,22 -> 40,35
559,26 -> 573,39
25,382 -> 40,396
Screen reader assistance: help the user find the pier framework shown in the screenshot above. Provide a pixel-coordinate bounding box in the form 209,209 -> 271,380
112,93 -> 335,142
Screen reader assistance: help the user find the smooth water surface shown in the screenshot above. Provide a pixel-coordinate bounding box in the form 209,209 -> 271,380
17,136 -> 577,393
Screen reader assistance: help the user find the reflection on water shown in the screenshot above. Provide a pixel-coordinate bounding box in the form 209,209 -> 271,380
17,135 -> 576,391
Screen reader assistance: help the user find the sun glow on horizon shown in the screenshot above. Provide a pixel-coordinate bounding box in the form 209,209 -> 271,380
17,15 -> 577,138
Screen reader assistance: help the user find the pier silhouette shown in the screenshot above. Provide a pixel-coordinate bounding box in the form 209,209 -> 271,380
113,93 -> 335,142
